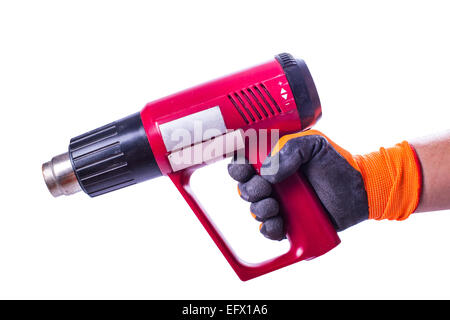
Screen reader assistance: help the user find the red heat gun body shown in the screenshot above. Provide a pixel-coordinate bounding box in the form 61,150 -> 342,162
42,53 -> 340,281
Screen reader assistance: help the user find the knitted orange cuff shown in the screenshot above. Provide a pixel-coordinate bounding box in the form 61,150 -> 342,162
354,141 -> 422,220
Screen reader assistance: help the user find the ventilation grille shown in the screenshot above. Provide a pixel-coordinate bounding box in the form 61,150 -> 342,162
228,83 -> 282,124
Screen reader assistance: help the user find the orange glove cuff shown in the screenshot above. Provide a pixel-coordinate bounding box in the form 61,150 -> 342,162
272,130 -> 422,221
354,141 -> 422,221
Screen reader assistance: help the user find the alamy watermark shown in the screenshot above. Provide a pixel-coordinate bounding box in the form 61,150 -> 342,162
166,120 -> 280,175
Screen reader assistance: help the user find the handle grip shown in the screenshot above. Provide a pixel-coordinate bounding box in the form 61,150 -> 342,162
169,167 -> 340,281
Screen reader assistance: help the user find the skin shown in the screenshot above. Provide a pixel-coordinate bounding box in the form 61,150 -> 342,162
411,130 -> 450,213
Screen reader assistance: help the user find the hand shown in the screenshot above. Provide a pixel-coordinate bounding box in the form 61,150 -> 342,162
228,129 -> 370,240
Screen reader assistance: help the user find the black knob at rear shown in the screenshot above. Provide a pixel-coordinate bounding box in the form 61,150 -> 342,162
275,53 -> 322,130
69,112 -> 161,197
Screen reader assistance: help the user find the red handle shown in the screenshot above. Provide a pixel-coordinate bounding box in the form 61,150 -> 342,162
169,168 -> 340,281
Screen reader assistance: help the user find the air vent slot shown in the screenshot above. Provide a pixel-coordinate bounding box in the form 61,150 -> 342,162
228,94 -> 250,124
233,93 -> 255,122
228,83 -> 281,124
240,90 -> 262,120
259,83 -> 282,113
246,88 -> 268,118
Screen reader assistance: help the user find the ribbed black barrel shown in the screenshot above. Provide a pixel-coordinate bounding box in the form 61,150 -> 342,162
69,112 -> 161,197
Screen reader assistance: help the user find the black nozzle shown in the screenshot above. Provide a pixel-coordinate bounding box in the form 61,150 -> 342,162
68,112 -> 161,197
275,53 -> 322,130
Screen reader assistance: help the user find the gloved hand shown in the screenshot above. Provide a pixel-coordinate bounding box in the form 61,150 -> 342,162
228,130 -> 422,240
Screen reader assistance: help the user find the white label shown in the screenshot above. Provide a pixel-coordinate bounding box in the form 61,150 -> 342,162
159,106 -> 227,152
168,130 -> 244,172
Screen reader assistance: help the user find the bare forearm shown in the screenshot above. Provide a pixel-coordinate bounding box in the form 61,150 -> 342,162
411,130 -> 450,213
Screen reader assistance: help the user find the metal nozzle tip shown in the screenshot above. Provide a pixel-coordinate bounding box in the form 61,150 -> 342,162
42,152 -> 82,197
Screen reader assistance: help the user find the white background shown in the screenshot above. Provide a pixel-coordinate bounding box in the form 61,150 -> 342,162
0,0 -> 449,299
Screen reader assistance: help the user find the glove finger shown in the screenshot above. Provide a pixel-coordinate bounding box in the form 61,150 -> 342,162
238,175 -> 272,202
250,198 -> 279,221
228,156 -> 255,183
260,216 -> 285,241
228,162 -> 255,183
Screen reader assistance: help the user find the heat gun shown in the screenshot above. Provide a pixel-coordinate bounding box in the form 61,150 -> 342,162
42,53 -> 340,281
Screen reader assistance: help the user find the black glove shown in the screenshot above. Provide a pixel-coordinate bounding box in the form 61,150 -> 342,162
228,130 -> 369,240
